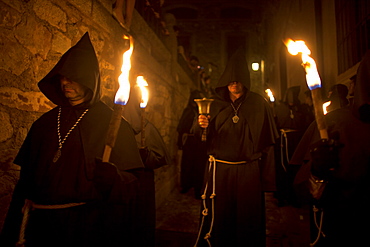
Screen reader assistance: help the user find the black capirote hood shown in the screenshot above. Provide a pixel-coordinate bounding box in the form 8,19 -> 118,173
38,32 -> 101,106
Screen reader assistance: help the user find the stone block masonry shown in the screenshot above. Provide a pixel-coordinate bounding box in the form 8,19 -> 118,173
0,0 -> 193,232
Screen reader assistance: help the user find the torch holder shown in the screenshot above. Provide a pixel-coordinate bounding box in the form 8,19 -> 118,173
141,107 -> 146,148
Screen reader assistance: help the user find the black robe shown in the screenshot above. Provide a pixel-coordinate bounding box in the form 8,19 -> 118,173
273,86 -> 308,206
196,48 -> 278,247
122,86 -> 171,247
177,90 -> 208,198
291,50 -> 370,246
0,33 -> 144,247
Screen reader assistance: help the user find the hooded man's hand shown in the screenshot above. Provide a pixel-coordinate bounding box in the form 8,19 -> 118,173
198,115 -> 210,128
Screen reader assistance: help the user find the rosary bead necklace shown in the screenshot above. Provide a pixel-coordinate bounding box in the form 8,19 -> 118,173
53,107 -> 89,163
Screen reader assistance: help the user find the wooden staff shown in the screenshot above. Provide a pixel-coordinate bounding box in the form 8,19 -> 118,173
310,88 -> 328,140
102,104 -> 125,162
302,55 -> 329,140
102,35 -> 133,162
285,38 -> 328,140
141,107 -> 146,148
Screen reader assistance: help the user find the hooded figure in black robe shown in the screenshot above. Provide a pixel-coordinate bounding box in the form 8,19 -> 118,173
0,32 -> 144,247
177,89 -> 208,199
195,47 -> 278,247
275,86 -> 308,130
291,50 -> 370,246
122,85 -> 171,247
273,86 -> 308,206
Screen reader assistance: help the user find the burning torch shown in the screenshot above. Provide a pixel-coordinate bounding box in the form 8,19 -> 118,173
137,75 -> 149,148
265,88 -> 276,117
323,101 -> 331,115
285,39 -> 328,140
102,35 -> 133,162
265,88 -> 275,103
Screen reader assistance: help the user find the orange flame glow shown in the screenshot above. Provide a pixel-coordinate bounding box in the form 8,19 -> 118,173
323,101 -> 331,115
265,89 -> 275,102
285,39 -> 311,56
136,76 -> 149,108
115,36 -> 133,105
285,39 -> 321,90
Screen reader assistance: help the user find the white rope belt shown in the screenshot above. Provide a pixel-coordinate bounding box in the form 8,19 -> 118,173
17,199 -> 86,247
194,155 -> 247,247
310,205 -> 325,246
280,128 -> 299,172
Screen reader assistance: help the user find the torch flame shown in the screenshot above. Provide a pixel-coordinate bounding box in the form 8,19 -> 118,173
265,89 -> 275,102
285,39 -> 321,90
323,101 -> 331,115
115,35 -> 133,105
285,39 -> 311,56
137,76 -> 149,108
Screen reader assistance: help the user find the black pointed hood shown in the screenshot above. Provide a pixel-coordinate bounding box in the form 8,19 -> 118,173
38,32 -> 101,106
353,50 -> 370,122
215,46 -> 250,100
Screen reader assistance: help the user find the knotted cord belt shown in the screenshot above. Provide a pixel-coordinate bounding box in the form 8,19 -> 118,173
280,128 -> 298,172
194,155 -> 247,247
310,205 -> 325,246
16,199 -> 86,247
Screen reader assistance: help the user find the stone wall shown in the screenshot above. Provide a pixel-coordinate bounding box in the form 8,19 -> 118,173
0,0 -> 193,232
